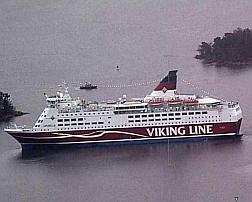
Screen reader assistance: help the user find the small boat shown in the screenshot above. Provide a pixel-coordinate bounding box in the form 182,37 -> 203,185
183,98 -> 199,105
168,97 -> 182,105
148,97 -> 164,106
80,82 -> 97,90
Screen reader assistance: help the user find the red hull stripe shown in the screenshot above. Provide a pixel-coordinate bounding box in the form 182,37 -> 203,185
8,120 -> 242,145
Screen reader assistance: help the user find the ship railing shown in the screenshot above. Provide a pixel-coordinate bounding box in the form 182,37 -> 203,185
57,106 -> 114,113
148,104 -> 220,113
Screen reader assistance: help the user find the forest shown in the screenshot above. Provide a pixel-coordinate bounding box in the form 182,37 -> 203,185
195,28 -> 252,65
0,91 -> 23,121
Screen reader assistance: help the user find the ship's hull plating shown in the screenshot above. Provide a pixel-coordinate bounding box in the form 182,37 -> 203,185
7,119 -> 242,149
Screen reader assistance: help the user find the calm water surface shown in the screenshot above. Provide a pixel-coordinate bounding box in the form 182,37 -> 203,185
1,0 -> 252,201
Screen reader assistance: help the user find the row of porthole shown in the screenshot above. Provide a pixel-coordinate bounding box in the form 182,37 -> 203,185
57,111 -> 111,117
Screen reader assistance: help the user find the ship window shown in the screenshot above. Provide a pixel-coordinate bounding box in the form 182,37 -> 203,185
78,118 -> 83,121
135,115 -> 140,118
78,123 -> 83,125
71,118 -> 76,121
136,106 -> 144,109
189,112 -> 194,115
58,124 -> 63,126
169,118 -> 174,120
202,111 -> 207,114
71,123 -> 77,126
92,122 -> 97,125
128,115 -> 133,118
175,117 -> 181,120
162,118 -> 167,121
149,119 -> 154,121
155,114 -> 160,117
168,113 -> 174,116
108,117 -> 111,119
98,122 -> 104,124
182,112 -> 187,115
129,120 -> 134,123
155,119 -> 161,121
142,120 -> 147,122
142,115 -> 147,118
135,120 -> 140,122
65,124 -> 70,126
148,114 -> 154,117
175,113 -> 180,116
58,119 -> 63,122
64,119 -> 70,122
162,114 -> 167,116
85,123 -> 90,125
195,112 -> 201,115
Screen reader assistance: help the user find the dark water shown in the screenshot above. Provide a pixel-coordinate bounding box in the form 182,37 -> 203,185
1,0 -> 252,201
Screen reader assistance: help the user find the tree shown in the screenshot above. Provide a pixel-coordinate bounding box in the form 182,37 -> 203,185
195,28 -> 252,65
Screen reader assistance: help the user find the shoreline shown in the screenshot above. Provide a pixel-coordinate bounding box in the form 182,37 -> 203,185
195,57 -> 252,67
0,111 -> 27,122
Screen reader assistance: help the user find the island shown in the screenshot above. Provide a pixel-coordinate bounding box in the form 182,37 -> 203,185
0,91 -> 25,122
195,28 -> 252,66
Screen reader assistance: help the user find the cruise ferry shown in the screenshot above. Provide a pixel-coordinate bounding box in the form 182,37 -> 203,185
4,71 -> 242,150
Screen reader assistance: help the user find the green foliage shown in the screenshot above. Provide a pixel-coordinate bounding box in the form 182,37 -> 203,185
0,91 -> 15,117
196,28 -> 252,64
